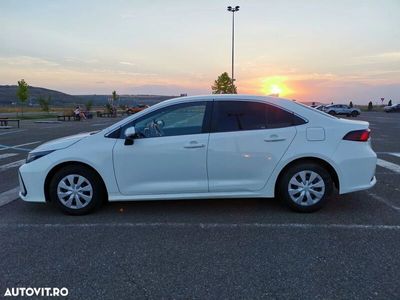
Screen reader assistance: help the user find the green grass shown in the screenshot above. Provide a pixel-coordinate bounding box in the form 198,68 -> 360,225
16,113 -> 58,120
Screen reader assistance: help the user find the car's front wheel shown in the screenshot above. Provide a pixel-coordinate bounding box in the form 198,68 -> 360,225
278,163 -> 333,212
49,165 -> 106,215
351,111 -> 359,117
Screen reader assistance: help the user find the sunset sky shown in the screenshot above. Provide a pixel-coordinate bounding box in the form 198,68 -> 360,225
0,0 -> 399,103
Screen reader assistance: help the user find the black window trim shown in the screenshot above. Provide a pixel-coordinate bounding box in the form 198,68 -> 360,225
210,99 -> 308,133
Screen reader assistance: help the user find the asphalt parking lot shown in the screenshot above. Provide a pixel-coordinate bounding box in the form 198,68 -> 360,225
0,112 -> 399,299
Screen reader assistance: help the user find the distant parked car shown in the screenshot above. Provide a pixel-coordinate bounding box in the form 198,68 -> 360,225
384,104 -> 400,113
126,104 -> 150,115
324,104 -> 360,117
314,105 -> 326,111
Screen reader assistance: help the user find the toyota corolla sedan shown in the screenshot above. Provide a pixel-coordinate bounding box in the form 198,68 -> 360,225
19,95 -> 377,215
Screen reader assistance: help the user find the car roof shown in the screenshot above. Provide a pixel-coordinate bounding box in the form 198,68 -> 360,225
161,94 -> 297,106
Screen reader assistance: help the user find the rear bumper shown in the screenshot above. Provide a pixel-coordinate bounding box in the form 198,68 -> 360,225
333,140 -> 377,194
341,175 -> 377,194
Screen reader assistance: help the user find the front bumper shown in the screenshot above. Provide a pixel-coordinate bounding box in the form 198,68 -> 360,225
18,158 -> 50,203
18,171 -> 27,197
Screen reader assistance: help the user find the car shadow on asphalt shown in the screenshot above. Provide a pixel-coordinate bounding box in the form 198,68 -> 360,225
4,190 -> 391,226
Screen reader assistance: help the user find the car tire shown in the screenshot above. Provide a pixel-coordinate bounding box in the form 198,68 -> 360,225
351,111 -> 358,117
49,165 -> 106,215
328,111 -> 336,116
278,162 -> 333,212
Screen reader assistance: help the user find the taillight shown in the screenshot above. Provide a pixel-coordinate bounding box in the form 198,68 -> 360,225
343,129 -> 370,142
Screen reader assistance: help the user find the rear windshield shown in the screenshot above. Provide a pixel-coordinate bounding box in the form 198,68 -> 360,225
293,101 -> 337,119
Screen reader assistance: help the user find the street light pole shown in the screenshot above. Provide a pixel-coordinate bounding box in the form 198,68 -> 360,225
227,5 -> 240,85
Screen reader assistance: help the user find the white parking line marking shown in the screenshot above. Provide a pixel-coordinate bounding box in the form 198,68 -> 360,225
0,222 -> 399,230
377,159 -> 400,174
367,192 -> 400,212
0,187 -> 19,207
0,141 -> 41,152
11,141 -> 41,148
0,153 -> 18,160
0,129 -> 26,136
40,125 -> 64,129
0,159 -> 25,172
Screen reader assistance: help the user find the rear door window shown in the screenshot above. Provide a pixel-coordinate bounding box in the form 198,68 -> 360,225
212,101 -> 266,132
212,100 -> 306,132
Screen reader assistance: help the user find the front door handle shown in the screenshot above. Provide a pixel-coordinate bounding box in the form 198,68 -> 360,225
184,141 -> 205,149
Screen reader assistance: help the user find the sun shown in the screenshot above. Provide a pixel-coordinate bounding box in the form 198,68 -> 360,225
260,76 -> 292,97
270,84 -> 282,95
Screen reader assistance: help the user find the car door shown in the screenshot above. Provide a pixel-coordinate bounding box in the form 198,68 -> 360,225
113,101 -> 212,195
207,100 -> 302,192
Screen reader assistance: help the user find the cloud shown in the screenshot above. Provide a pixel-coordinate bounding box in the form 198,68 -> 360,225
350,52 -> 400,66
64,57 -> 98,64
0,56 -> 59,67
119,61 -> 136,66
120,13 -> 136,20
369,52 -> 400,61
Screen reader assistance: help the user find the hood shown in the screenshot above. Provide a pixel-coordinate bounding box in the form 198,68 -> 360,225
32,131 -> 96,152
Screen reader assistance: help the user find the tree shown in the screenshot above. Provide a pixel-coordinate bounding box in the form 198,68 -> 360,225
38,96 -> 51,113
86,100 -> 93,112
211,72 -> 237,94
349,101 -> 353,108
112,90 -> 118,104
105,103 -> 112,113
388,99 -> 392,106
368,101 -> 373,111
17,79 -> 29,116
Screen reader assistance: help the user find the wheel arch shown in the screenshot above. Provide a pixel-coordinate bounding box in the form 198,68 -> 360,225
44,161 -> 108,202
274,156 -> 340,196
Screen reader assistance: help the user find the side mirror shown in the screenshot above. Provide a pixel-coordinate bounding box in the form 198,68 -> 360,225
124,126 -> 136,145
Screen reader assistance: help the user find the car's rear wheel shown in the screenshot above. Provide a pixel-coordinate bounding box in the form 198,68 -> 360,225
328,110 -> 336,116
351,111 -> 358,117
49,165 -> 106,215
278,163 -> 333,212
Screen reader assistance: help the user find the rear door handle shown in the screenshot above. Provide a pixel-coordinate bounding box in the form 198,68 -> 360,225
184,141 -> 205,149
264,136 -> 286,142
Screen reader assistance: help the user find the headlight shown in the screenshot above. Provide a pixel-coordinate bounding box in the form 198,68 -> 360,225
26,150 -> 55,164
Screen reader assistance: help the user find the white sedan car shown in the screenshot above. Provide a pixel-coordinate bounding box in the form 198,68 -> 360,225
19,95 -> 377,214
